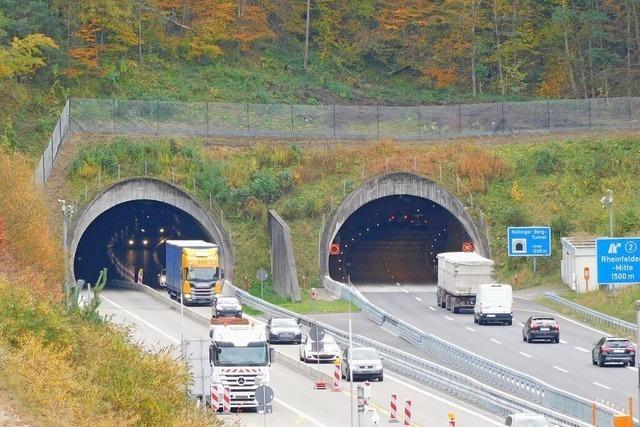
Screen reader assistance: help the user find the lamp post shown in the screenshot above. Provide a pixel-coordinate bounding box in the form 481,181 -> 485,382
58,199 -> 75,308
347,275 -> 354,427
636,300 -> 640,419
600,189 -> 614,237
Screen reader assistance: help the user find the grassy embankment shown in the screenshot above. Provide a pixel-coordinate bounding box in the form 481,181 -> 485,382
0,150 -> 214,426
63,134 -> 640,317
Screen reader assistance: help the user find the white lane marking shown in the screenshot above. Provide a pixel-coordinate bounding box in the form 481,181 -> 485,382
444,316 -> 454,321
560,339 -> 568,344
465,327 -> 475,332
386,374 -> 502,426
490,338 -> 502,345
518,322 -> 524,327
403,289 -> 410,294
574,346 -> 590,353
395,282 -> 401,287
553,366 -> 569,373
627,366 -> 639,372
593,382 -> 611,390
101,295 -> 180,344
428,306 -> 436,311
415,297 -> 422,302
518,351 -> 533,358
274,397 -> 327,427
105,296 -> 328,427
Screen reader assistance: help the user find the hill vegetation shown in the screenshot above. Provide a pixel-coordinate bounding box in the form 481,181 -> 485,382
0,150 -> 213,426
2,0 -> 640,155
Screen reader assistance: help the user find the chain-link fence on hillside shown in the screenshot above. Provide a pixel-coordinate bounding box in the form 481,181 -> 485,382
37,96 -> 640,185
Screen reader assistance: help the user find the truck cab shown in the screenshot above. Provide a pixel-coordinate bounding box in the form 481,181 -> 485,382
165,240 -> 222,305
209,323 -> 274,410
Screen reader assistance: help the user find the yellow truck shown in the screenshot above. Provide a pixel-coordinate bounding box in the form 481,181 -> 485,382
165,240 -> 222,305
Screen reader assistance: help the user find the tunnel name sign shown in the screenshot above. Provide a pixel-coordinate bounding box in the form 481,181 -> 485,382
596,237 -> 640,285
507,226 -> 551,257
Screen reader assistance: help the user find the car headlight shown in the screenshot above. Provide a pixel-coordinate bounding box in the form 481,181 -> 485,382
185,293 -> 191,299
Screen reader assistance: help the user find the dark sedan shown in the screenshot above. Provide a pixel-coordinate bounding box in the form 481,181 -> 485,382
522,316 -> 559,343
266,317 -> 302,344
211,296 -> 242,318
592,337 -> 635,367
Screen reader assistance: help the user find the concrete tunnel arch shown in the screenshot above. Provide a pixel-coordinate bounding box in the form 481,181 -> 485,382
319,172 -> 490,282
69,177 -> 234,283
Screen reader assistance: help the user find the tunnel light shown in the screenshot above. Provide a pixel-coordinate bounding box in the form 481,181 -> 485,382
141,228 -> 146,233
159,228 -> 165,233
366,228 -> 370,232
142,239 -> 148,246
128,239 -> 134,246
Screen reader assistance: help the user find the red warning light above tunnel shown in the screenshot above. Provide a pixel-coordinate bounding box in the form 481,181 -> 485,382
462,241 -> 474,252
329,243 -> 341,255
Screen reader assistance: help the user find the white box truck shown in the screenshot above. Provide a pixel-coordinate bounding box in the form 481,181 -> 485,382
436,252 -> 495,313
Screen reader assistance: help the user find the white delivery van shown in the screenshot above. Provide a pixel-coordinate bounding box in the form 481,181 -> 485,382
474,284 -> 513,325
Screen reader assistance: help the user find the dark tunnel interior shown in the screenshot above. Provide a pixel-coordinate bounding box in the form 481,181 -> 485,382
329,195 -> 471,285
74,200 -> 212,288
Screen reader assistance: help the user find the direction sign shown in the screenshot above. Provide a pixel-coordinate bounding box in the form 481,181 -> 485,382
309,324 -> 325,342
255,384 -> 274,406
507,226 -> 552,257
596,237 -> 640,285
256,268 -> 268,282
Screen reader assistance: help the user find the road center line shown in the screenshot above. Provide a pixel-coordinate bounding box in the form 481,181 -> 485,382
560,339 -> 568,344
518,322 -> 524,327
553,366 -> 569,373
490,338 -> 502,345
275,397 -> 327,427
593,382 -> 611,390
428,306 -> 436,311
465,326 -> 475,332
627,366 -> 639,372
444,316 -> 454,321
415,297 -> 422,302
101,295 -> 180,344
403,289 -> 410,294
518,351 -> 533,358
395,282 -> 401,287
573,346 -> 590,353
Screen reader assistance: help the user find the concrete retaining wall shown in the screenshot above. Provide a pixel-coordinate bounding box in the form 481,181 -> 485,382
268,210 -> 301,301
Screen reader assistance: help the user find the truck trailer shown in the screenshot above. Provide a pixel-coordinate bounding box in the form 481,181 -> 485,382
208,323 -> 273,410
165,240 -> 222,305
436,252 -> 495,313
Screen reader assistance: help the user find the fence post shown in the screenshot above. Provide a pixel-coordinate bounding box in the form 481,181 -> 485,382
546,100 -> 551,128
206,102 -> 210,136
156,100 -> 160,135
417,106 -> 421,138
112,99 -> 116,133
500,102 -> 505,135
377,105 -> 380,140
246,103 -> 250,136
587,97 -> 592,127
628,96 -> 633,128
457,104 -> 462,135
290,104 -> 294,139
333,104 -> 337,138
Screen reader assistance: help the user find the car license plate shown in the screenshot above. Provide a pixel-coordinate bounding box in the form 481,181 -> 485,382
613,349 -> 625,353
486,314 -> 495,318
540,327 -> 550,331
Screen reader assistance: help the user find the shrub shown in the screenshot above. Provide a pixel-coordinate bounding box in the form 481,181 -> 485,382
534,147 -> 559,175
248,170 -> 281,203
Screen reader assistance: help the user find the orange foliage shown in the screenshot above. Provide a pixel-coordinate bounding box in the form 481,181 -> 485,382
422,66 -> 458,89
455,145 -> 509,192
235,4 -> 273,52
0,151 -> 63,300
536,62 -> 572,97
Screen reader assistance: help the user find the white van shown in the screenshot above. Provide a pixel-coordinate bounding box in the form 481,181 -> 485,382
474,284 -> 513,325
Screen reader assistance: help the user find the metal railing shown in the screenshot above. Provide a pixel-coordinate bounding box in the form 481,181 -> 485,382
545,291 -> 637,336
229,281 -> 621,427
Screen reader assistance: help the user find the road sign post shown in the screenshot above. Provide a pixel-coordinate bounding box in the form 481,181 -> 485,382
255,384 -> 274,426
596,238 -> 640,286
507,227 -> 552,275
256,268 -> 268,301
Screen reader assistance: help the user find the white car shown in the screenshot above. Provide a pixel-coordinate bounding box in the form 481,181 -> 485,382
299,334 -> 341,363
504,413 -> 553,427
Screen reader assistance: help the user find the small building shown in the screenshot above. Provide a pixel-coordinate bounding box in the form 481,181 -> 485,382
560,237 -> 598,293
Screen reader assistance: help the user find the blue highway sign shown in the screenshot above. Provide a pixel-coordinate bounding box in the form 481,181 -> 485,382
507,227 -> 552,257
596,237 -> 640,285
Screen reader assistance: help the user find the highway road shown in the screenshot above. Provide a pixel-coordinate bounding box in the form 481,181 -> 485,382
358,283 -> 636,412
99,288 -> 502,427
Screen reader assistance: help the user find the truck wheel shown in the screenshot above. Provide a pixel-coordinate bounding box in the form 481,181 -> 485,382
506,320 -> 512,326
445,295 -> 452,311
474,315 -> 478,324
452,306 -> 458,314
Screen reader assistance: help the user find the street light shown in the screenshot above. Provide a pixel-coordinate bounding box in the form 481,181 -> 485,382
600,189 -> 614,237
347,275 -> 354,427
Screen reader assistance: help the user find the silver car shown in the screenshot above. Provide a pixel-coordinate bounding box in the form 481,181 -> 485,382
341,347 -> 383,382
504,413 -> 553,427
299,334 -> 341,363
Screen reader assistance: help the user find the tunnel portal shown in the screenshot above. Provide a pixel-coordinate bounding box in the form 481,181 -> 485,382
74,200 -> 211,288
328,195 -> 469,284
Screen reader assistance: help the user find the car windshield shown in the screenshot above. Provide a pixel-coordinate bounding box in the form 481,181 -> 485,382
187,267 -> 218,281
533,318 -> 555,325
351,348 -> 378,360
271,318 -> 297,327
218,297 -> 239,305
215,346 -> 268,366
606,339 -> 631,348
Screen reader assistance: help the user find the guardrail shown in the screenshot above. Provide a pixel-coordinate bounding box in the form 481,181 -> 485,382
545,292 -> 637,336
227,282 -> 619,427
